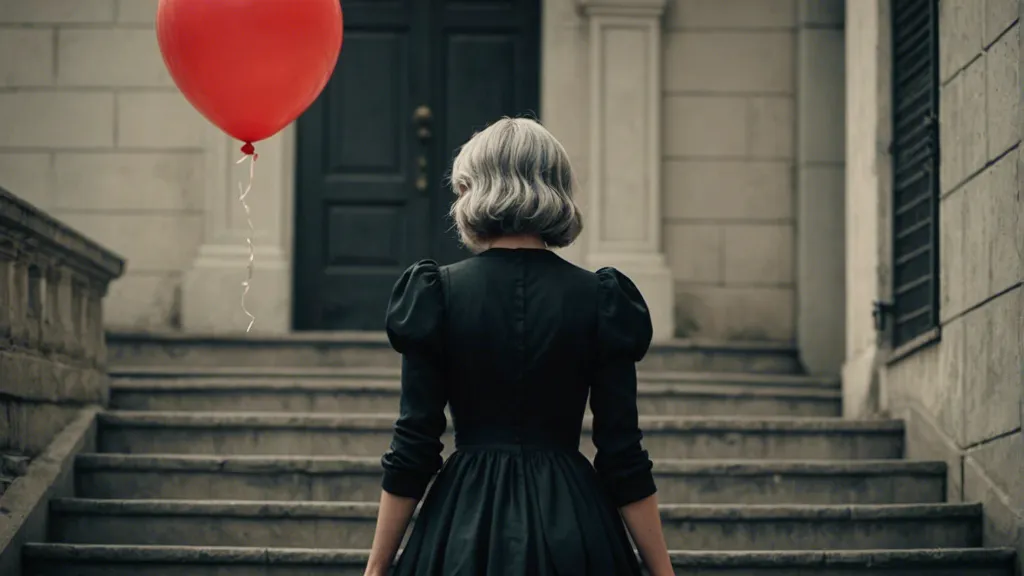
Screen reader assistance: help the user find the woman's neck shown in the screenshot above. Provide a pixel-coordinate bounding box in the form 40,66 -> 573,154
487,235 -> 547,250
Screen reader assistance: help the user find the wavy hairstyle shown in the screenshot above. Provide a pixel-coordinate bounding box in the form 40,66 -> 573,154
448,117 -> 583,252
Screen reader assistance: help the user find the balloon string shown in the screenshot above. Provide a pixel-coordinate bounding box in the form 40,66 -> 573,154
235,149 -> 258,333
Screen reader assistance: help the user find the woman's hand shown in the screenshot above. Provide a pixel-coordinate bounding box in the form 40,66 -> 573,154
363,556 -> 391,576
364,490 -> 419,576
620,493 -> 674,576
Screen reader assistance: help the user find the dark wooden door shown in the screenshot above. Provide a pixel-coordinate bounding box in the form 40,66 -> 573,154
294,0 -> 540,331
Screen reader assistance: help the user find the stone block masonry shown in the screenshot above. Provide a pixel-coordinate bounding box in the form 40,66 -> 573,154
851,2 -> 1023,570
659,0 -> 846,365
0,186 -> 124,457
661,0 -> 799,342
0,0 -> 205,331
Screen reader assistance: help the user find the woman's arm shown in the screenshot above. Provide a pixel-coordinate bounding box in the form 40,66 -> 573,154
591,361 -> 675,575
366,350 -> 446,574
364,490 -> 419,576
590,269 -> 672,575
620,493 -> 673,576
590,349 -> 673,576
367,261 -> 448,575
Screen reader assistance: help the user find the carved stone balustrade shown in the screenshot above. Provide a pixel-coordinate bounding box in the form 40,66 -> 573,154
0,187 -> 124,458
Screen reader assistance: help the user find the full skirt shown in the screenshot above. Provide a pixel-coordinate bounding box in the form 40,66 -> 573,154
392,446 -> 643,576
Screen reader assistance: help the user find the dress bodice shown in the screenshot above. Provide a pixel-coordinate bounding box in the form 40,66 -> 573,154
381,248 -> 656,508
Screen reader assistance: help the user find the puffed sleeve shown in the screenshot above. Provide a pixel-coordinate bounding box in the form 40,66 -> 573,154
589,267 -> 657,507
380,260 -> 448,499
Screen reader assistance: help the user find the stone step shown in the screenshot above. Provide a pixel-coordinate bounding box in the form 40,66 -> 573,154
109,378 -> 841,417
47,499 -> 983,551
109,366 -> 839,390
22,544 -> 1019,576
75,454 -> 947,505
97,411 -> 905,460
107,331 -> 804,374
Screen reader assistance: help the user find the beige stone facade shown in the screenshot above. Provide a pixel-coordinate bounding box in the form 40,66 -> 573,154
0,0 -> 200,330
662,1 -> 798,343
0,0 -> 844,362
844,0 -> 1023,557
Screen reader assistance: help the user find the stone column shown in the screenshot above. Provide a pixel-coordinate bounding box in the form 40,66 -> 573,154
796,0 -> 847,375
181,124 -> 296,334
577,0 -> 675,341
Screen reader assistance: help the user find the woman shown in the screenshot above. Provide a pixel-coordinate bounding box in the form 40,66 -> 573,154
364,117 -> 674,576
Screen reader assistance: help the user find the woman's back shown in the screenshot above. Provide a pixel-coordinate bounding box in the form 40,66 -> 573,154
443,248 -> 600,450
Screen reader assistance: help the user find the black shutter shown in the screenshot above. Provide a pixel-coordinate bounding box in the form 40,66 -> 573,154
890,0 -> 940,347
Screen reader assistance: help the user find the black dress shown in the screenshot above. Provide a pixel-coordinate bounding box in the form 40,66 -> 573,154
381,248 -> 657,576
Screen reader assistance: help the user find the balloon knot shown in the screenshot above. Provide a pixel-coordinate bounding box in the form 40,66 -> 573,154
241,142 -> 256,156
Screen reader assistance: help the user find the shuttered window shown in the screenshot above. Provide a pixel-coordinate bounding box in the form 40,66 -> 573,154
891,0 -> 940,347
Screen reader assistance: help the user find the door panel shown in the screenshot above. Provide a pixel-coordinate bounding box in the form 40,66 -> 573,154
323,34 -> 407,189
431,0 -> 540,265
295,0 -> 428,331
295,0 -> 539,330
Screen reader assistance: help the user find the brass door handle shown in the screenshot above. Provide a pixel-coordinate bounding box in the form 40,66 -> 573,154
415,157 -> 428,192
413,105 -> 432,141
412,105 -> 432,123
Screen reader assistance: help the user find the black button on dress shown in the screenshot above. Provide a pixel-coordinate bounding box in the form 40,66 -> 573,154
381,247 -> 657,576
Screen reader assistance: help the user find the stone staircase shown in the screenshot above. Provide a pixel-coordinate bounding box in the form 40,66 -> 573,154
21,334 -> 1018,575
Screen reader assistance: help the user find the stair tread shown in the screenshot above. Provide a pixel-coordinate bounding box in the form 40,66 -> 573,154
50,497 -> 982,520
23,543 -> 1017,567
98,410 -> 903,432
107,330 -> 798,352
110,366 -> 837,388
111,366 -> 403,379
74,453 -> 944,475
110,378 -> 842,399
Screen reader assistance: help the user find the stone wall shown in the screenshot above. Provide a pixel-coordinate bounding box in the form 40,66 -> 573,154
0,186 -> 124,459
661,0 -> 800,342
844,0 -> 1022,562
0,0 -> 822,345
0,0 -> 205,331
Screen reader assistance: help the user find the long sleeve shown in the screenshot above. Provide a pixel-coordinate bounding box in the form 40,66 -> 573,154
589,267 -> 657,507
380,260 -> 448,500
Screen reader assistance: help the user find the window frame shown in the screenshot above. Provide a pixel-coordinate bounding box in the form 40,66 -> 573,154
889,0 -> 941,350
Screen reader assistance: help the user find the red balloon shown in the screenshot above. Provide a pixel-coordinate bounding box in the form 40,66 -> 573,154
156,0 -> 343,147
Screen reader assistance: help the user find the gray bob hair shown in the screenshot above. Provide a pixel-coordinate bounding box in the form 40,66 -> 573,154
448,117 -> 583,252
